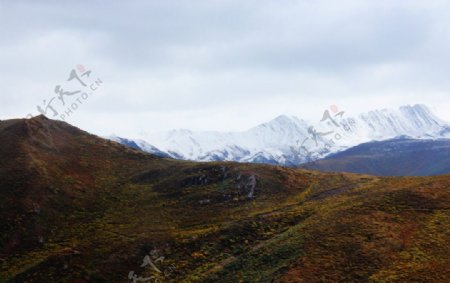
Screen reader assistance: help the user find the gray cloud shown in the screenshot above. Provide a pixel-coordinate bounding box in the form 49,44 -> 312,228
0,0 -> 449,136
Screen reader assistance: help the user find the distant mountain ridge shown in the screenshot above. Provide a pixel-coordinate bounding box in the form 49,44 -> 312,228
108,135 -> 171,158
301,137 -> 450,176
109,104 -> 450,166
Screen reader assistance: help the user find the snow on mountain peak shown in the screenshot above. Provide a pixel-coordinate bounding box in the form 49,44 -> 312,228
111,104 -> 449,166
356,104 -> 446,140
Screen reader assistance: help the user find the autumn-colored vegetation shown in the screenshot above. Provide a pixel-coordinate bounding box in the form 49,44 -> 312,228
0,116 -> 449,282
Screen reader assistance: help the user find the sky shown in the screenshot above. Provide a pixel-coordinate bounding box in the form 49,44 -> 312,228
1,0 -> 449,138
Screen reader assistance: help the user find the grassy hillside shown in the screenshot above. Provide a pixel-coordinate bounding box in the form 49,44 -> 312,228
1,116 -> 449,282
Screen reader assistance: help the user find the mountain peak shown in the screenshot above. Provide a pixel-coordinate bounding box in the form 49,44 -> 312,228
274,114 -> 294,121
114,103 -> 449,166
398,104 -> 445,127
262,114 -> 300,128
399,104 -> 430,113
30,114 -> 49,120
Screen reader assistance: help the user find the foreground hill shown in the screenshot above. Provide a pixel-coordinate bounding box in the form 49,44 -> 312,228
301,138 -> 450,176
0,116 -> 449,282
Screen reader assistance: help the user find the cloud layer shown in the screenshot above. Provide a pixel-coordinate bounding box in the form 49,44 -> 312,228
1,0 -> 449,137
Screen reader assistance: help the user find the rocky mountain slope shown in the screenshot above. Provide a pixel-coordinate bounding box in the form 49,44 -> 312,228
1,116 -> 449,282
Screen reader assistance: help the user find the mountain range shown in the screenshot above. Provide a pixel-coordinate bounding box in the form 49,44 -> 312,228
1,115 -> 449,282
302,137 -> 450,176
110,104 -> 450,170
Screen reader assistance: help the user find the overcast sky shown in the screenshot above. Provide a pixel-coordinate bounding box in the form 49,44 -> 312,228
1,0 -> 449,137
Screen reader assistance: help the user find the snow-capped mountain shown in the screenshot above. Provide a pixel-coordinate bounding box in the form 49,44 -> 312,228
107,135 -> 170,158
109,104 -> 450,166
